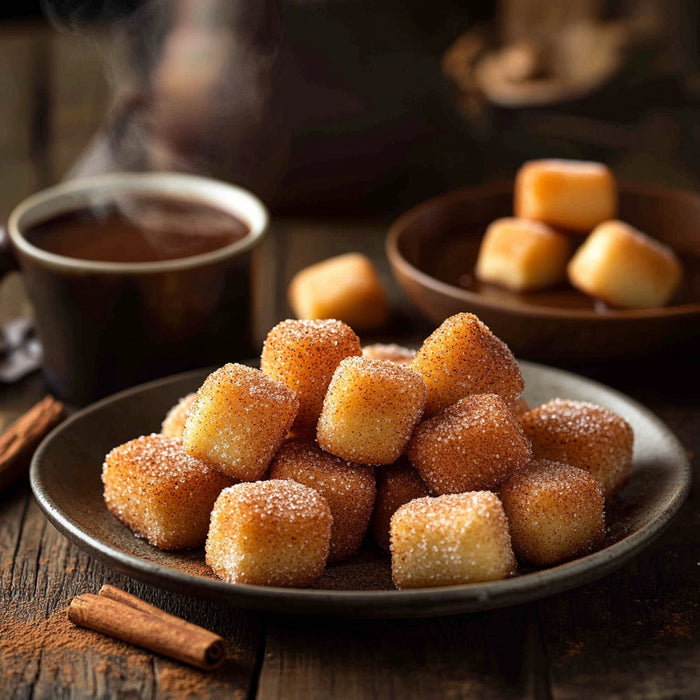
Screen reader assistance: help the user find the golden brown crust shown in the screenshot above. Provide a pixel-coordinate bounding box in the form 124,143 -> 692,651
520,399 -> 633,498
410,313 -> 524,417
102,434 -> 233,550
499,459 -> 606,566
268,439 -> 376,563
408,393 -> 532,494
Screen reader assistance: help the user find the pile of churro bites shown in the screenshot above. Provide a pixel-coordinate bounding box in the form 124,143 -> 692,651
475,159 -> 682,308
102,313 -> 634,589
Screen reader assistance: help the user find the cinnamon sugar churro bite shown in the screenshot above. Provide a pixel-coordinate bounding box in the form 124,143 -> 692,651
515,159 -> 617,232
499,459 -> 606,566
316,356 -> 427,466
408,393 -> 532,494
371,456 -> 429,552
261,319 -> 361,438
520,399 -> 633,499
183,363 -> 298,482
288,253 -> 390,332
205,480 -> 332,587
102,434 -> 233,550
567,220 -> 682,309
161,392 -> 196,439
268,439 -> 376,563
390,491 -> 516,588
410,313 -> 524,417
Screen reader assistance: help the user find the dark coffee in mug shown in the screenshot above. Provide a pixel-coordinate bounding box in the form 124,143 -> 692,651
24,195 -> 250,263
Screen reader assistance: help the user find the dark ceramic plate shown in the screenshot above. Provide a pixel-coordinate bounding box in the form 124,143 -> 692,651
31,362 -> 690,618
387,182 -> 700,361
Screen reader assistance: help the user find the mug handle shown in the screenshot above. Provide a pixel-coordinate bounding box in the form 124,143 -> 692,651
0,225 -> 19,280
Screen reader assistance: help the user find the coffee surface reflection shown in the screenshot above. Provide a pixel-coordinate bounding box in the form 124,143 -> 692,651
25,196 -> 250,263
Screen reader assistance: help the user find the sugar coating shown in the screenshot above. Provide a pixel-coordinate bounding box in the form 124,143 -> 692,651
510,394 -> 531,418
362,343 -> 416,365
390,491 -> 516,588
520,399 -> 633,498
183,363 -> 299,481
410,313 -> 525,417
499,459 -> 605,566
567,220 -> 682,308
268,439 -> 376,563
371,456 -> 429,551
205,479 -> 332,587
288,253 -> 390,332
161,392 -> 196,439
408,393 -> 533,494
515,159 -> 617,232
475,217 -> 573,291
316,356 -> 427,466
260,319 -> 361,438
102,434 -> 233,550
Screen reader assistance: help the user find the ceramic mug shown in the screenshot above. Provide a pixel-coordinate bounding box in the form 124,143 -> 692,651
1,172 -> 268,405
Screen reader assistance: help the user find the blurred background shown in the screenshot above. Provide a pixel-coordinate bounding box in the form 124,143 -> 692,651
0,0 -> 698,220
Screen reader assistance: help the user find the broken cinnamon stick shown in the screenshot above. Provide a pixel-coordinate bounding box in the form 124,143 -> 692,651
68,588 -> 226,670
0,395 -> 65,491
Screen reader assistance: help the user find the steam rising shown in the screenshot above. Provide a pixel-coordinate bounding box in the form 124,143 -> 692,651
53,0 -> 286,201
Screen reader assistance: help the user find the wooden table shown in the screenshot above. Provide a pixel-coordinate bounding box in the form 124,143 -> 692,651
1,20 -> 699,699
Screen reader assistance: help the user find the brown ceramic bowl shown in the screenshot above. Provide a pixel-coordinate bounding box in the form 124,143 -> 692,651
386,182 -> 700,361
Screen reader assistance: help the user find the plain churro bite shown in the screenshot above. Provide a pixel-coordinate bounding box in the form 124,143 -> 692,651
475,217 -> 572,291
261,319 -> 362,438
161,392 -> 196,439
371,456 -> 429,552
514,159 -> 617,232
410,313 -> 524,417
205,480 -> 332,587
408,393 -> 532,494
316,357 -> 427,466
268,439 -> 376,563
520,399 -> 633,498
390,491 -> 516,588
500,459 -> 606,567
567,220 -> 682,309
362,343 -> 416,365
183,363 -> 298,482
288,253 -> 390,332
103,435 -> 233,551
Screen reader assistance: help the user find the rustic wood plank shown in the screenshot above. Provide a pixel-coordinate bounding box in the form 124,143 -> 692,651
1,496 -> 265,698
258,605 -> 544,700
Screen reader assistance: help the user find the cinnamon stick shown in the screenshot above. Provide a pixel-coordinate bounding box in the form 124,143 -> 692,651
68,589 -> 226,670
0,396 -> 65,491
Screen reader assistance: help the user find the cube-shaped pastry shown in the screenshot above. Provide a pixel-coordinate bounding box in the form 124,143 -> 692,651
268,439 -> 376,562
520,399 -> 633,498
410,312 -> 524,417
288,253 -> 390,331
408,393 -> 532,494
500,459 -> 605,566
515,159 -> 617,232
260,319 -> 361,438
161,392 -> 196,439
103,435 -> 233,550
390,491 -> 516,588
205,480 -> 332,587
371,456 -> 428,551
316,357 -> 427,466
475,217 -> 572,291
567,220 -> 682,308
183,363 -> 298,481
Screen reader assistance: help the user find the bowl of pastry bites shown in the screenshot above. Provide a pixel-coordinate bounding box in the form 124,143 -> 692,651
386,160 -> 700,361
